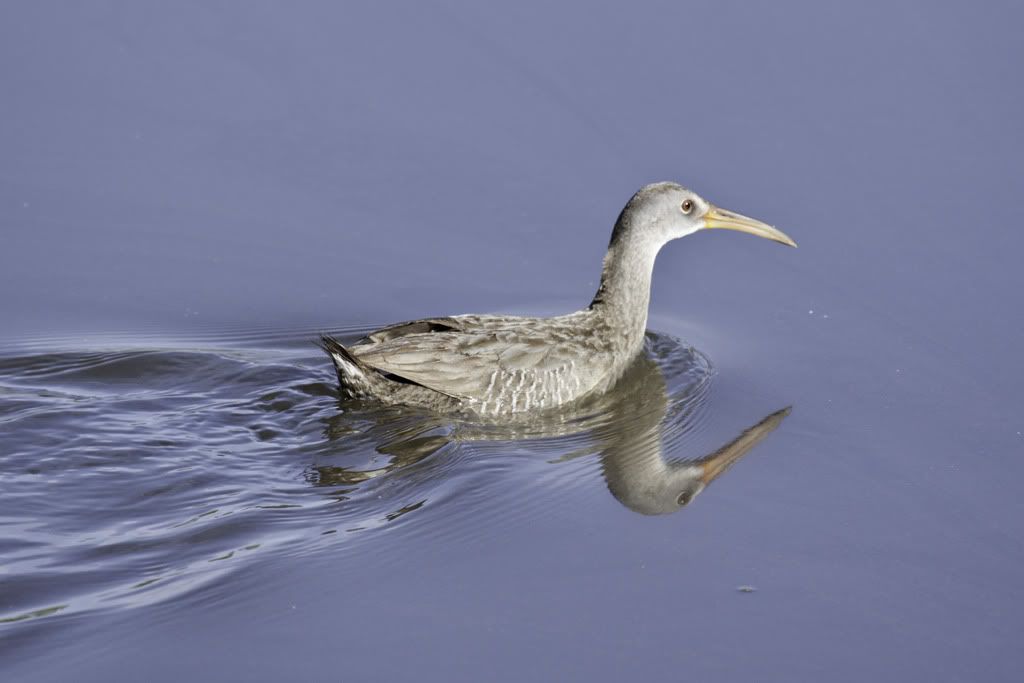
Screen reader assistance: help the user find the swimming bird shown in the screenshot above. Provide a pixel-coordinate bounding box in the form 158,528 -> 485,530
321,182 -> 796,416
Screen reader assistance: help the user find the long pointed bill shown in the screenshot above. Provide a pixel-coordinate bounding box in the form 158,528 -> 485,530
703,205 -> 797,248
699,407 -> 792,486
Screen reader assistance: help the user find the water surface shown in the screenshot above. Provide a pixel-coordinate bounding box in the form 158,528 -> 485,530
2,2 -> 1023,681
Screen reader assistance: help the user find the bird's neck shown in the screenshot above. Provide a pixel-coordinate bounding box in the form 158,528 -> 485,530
589,229 -> 661,354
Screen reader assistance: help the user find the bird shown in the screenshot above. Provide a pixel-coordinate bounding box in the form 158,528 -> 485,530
320,182 -> 796,416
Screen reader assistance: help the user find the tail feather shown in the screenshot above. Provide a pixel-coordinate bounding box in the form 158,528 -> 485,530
318,334 -> 376,396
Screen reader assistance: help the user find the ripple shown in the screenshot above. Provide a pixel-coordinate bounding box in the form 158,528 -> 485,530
0,324 -> 789,631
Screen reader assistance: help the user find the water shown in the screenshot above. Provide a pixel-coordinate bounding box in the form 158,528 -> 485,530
2,2 -> 1023,681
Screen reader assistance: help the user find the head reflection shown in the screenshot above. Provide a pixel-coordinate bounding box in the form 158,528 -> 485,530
317,334 -> 790,516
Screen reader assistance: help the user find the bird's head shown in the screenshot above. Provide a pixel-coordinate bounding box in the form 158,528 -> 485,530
612,181 -> 797,249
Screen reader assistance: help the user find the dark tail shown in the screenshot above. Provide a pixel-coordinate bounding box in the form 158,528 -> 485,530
317,334 -> 376,396
317,334 -> 355,363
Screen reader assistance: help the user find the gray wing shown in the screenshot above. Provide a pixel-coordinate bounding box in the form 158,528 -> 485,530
350,315 -> 611,406
359,317 -> 465,344
357,314 -> 536,344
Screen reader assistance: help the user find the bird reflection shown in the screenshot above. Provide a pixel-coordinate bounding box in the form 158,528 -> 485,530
316,334 -> 790,516
596,405 -> 789,515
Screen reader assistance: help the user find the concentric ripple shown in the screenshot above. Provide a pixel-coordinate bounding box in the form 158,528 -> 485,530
0,324 -> 783,631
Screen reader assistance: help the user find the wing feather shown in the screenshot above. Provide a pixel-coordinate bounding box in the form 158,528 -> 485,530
350,316 -> 612,403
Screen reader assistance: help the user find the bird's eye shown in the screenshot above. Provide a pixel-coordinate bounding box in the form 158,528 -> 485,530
676,491 -> 692,506
680,199 -> 694,214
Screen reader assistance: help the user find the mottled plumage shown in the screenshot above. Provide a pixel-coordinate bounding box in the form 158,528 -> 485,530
322,310 -> 623,415
321,182 -> 796,416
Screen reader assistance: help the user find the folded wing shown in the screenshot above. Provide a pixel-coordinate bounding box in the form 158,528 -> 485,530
350,317 -> 610,408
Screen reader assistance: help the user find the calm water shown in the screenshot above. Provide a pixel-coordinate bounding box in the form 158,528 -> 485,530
2,2 -> 1023,681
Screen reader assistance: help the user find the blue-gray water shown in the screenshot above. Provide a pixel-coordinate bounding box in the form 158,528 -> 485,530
2,2 -> 1023,681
